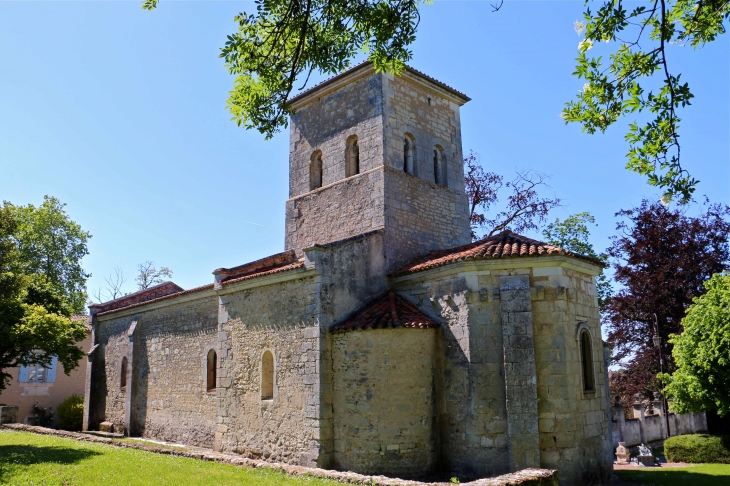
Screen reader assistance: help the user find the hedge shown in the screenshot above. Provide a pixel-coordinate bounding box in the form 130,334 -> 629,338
57,394 -> 84,431
664,434 -> 730,464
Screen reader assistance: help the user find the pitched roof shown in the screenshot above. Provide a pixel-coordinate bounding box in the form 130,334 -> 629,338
214,250 -> 304,286
330,290 -> 439,333
286,61 -> 470,107
88,282 -> 184,315
392,231 -> 605,277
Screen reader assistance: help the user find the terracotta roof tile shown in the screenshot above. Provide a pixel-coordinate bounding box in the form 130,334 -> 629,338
221,260 -> 305,286
330,290 -> 439,333
392,231 -> 605,277
88,282 -> 184,314
94,283 -> 215,317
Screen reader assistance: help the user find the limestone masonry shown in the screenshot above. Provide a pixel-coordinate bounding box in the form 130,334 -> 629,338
85,62 -> 612,485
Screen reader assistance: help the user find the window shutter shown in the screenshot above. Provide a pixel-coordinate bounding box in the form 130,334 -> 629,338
18,365 -> 30,382
46,356 -> 58,383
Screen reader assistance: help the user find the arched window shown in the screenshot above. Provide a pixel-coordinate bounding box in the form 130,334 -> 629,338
310,151 -> 323,190
345,136 -> 359,177
120,357 -> 128,390
403,134 -> 415,175
261,350 -> 274,400
207,349 -> 217,392
580,330 -> 595,392
433,146 -> 446,186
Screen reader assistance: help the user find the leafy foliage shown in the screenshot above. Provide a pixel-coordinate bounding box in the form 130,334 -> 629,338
563,0 -> 730,202
145,0 -> 423,139
57,394 -> 85,431
464,151 -> 561,240
662,273 -> 730,416
30,404 -> 55,428
11,196 -> 91,315
604,198 -> 730,407
664,434 -> 730,464
0,199 -> 89,392
541,212 -> 612,309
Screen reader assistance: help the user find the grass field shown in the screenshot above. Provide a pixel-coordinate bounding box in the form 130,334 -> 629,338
0,430 -> 342,485
615,464 -> 730,485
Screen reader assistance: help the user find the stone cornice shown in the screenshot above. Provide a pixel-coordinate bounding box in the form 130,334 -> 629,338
390,255 -> 603,285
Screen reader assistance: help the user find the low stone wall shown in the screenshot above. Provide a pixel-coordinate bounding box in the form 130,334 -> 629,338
1,424 -> 557,486
611,399 -> 707,448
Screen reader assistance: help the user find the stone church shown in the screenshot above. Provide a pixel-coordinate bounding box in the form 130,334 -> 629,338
84,62 -> 613,484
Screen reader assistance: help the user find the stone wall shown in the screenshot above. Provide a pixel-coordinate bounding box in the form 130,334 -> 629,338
95,315 -> 136,430
393,267 -> 511,479
285,168 -> 385,255
383,167 -> 471,271
215,276 -> 322,466
529,266 -> 611,486
391,258 -> 612,485
332,328 -> 438,477
95,295 -> 219,446
382,72 -> 466,193
288,72 -> 383,199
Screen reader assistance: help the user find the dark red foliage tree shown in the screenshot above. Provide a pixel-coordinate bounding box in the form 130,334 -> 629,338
606,198 -> 730,408
464,152 -> 561,241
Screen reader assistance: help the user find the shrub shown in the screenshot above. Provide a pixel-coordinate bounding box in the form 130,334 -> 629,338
57,394 -> 84,431
664,434 -> 730,464
30,403 -> 55,427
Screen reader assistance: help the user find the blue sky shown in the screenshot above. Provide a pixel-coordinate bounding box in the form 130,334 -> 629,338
0,1 -> 727,302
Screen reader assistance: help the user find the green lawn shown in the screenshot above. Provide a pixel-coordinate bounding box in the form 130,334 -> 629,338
615,464 -> 730,486
0,430 -> 343,486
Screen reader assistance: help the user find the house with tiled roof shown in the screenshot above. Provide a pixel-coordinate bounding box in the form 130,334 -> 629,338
85,62 -> 612,485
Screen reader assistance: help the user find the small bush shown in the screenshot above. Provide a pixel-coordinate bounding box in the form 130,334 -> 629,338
664,434 -> 730,464
30,403 -> 55,427
57,395 -> 84,431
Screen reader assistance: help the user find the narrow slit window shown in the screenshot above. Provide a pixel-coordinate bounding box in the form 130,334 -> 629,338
261,351 -> 274,400
310,151 -> 323,190
580,330 -> 595,392
403,135 -> 415,175
120,357 -> 128,390
207,349 -> 217,392
346,136 -> 359,177
433,146 -> 446,186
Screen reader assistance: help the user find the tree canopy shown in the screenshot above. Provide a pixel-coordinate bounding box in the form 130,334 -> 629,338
12,196 -> 91,315
605,198 -> 730,406
0,199 -> 90,391
464,152 -> 561,241
142,0 -> 728,199
662,273 -> 730,417
541,212 -> 612,309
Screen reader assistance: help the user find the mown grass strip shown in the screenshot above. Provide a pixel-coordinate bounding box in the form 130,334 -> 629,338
0,430 -> 342,486
615,464 -> 730,486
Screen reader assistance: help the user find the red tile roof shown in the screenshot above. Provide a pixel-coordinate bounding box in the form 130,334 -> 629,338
94,283 -> 215,317
92,253 -> 307,317
214,250 -> 300,284
392,231 -> 605,277
330,290 -> 439,333
89,282 -> 184,314
221,260 -> 305,286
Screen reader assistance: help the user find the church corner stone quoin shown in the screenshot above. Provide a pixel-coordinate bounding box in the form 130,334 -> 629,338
84,62 -> 613,485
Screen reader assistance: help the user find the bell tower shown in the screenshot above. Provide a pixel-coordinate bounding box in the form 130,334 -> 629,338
284,62 -> 472,271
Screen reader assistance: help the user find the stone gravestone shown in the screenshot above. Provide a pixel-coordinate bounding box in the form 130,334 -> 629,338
615,442 -> 630,464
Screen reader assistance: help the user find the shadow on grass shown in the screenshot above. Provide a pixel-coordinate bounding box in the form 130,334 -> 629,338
615,469 -> 729,486
0,444 -> 101,478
